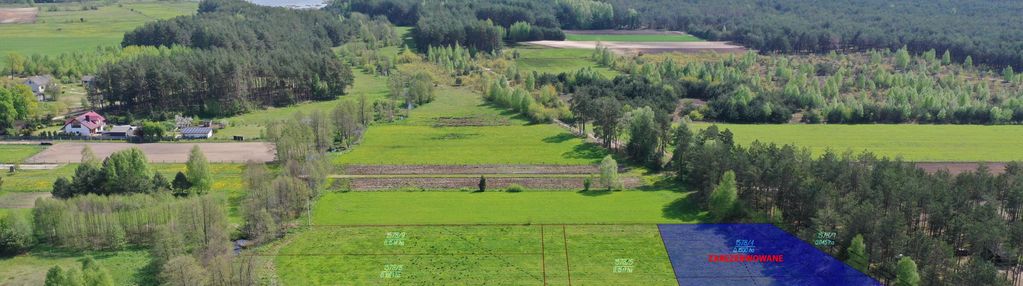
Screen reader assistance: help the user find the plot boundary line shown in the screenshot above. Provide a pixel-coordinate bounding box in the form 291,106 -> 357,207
242,252 -> 542,257
308,222 -> 676,228
540,225 -> 547,286
656,225 -> 682,286
562,225 -> 573,286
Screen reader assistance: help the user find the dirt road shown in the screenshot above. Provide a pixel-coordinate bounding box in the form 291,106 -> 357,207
26,142 -> 275,163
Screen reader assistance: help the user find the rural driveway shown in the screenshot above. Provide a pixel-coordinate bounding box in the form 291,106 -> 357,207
25,142 -> 275,163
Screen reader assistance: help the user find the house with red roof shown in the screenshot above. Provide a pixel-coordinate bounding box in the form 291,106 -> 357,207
62,111 -> 107,136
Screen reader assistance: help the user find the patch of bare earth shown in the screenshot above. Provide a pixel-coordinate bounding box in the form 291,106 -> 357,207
0,8 -> 38,24
344,164 -> 599,175
432,116 -> 510,127
526,40 -> 747,55
914,162 -> 1007,175
26,142 -> 275,163
563,29 -> 690,36
348,176 -> 642,191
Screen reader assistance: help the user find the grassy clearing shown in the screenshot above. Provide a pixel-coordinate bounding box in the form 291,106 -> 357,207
272,224 -> 676,285
215,71 -> 390,139
0,1 -> 197,62
0,249 -> 151,286
693,123 -> 1023,162
565,32 -> 703,42
0,144 -> 45,164
510,46 -> 619,78
313,191 -> 702,225
336,86 -> 606,165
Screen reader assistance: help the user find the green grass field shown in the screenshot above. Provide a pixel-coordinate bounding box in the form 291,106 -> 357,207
693,123 -> 1023,162
511,46 -> 619,78
0,1 -> 197,62
313,191 -> 701,225
273,224 -> 676,285
0,249 -> 151,286
335,86 -> 606,165
564,32 -> 703,42
0,144 -> 45,164
215,71 -> 391,139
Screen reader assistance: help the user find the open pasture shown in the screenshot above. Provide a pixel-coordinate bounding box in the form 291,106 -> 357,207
271,224 -> 677,285
510,45 -> 619,78
0,1 -> 197,61
312,191 -> 701,226
0,144 -> 45,164
335,86 -> 606,166
692,123 -> 1023,162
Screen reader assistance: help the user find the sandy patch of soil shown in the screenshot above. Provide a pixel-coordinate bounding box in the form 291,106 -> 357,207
26,142 -> 275,163
526,40 -> 747,55
0,8 -> 38,24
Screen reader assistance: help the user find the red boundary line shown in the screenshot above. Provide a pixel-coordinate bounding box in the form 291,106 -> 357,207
540,225 -> 548,286
562,225 -> 573,286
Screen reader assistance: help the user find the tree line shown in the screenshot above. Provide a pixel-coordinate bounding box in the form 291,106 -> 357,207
672,124 -> 1023,285
91,0 -> 359,117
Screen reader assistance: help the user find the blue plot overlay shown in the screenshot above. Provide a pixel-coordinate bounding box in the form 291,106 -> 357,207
658,224 -> 881,286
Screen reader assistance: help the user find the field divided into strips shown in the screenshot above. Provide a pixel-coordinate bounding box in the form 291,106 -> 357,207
510,46 -> 619,78
0,1 -> 198,62
335,86 -> 606,165
269,225 -> 677,285
693,123 -> 1023,162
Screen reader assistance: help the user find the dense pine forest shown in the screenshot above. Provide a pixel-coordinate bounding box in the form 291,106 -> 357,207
91,0 -> 357,117
609,0 -> 1023,69
340,0 -> 1023,69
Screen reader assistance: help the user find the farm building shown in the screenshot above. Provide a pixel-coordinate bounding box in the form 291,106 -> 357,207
103,125 -> 138,139
62,111 -> 107,136
180,127 -> 214,139
23,75 -> 54,101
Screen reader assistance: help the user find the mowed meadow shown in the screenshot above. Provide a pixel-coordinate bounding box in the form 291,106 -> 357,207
510,45 -> 619,78
692,123 -> 1023,162
335,86 -> 607,165
272,224 -> 678,286
312,191 -> 703,225
0,1 -> 198,62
